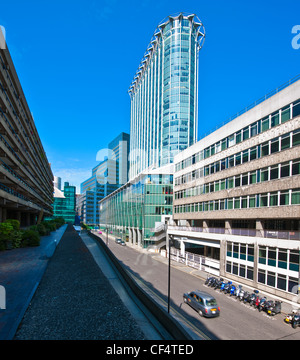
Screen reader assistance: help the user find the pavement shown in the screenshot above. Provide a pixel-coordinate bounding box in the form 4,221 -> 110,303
0,224 -> 146,340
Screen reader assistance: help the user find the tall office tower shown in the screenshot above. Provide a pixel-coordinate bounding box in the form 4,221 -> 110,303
128,13 -> 205,180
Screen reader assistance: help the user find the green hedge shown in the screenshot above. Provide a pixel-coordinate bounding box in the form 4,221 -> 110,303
0,217 -> 65,251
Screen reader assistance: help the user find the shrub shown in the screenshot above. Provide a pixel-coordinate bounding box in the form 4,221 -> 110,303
11,230 -> 23,249
4,219 -> 20,231
42,221 -> 56,232
21,230 -> 40,247
0,221 -> 22,250
36,223 -> 48,236
53,217 -> 65,228
0,222 -> 14,250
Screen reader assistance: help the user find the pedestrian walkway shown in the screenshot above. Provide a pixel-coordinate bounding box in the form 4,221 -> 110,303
8,225 -> 146,340
0,224 -> 68,340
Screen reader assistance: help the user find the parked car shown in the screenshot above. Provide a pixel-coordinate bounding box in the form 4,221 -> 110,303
183,290 -> 220,318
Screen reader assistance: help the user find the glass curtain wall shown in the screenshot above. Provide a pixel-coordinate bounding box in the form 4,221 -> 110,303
99,174 -> 173,247
128,13 -> 205,180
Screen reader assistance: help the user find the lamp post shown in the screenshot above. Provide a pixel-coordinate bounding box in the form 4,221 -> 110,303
167,233 -> 173,313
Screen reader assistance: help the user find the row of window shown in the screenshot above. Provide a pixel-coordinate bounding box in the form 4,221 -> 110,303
174,189 -> 300,213
175,158 -> 300,199
175,98 -> 300,172
226,261 -> 298,293
226,242 -> 299,293
227,242 -> 299,271
175,129 -> 300,186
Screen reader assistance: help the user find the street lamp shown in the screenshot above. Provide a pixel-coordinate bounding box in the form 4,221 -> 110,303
167,234 -> 173,313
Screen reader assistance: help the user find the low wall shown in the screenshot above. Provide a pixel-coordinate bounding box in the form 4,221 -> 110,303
88,231 -> 194,340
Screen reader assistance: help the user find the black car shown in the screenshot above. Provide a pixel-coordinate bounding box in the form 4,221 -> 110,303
183,290 -> 220,317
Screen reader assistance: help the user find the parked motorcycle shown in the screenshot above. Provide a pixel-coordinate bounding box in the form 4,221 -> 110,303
209,277 -> 218,288
255,295 -> 265,309
267,300 -> 282,316
260,299 -> 274,313
284,309 -> 300,328
223,281 -> 232,294
212,278 -> 221,290
249,290 -> 259,306
234,285 -> 243,298
205,275 -> 216,287
242,290 -> 251,303
238,288 -> 246,301
229,283 -> 236,296
258,297 -> 268,312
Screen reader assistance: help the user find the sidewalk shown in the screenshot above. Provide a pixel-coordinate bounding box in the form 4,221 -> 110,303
0,224 -> 68,340
9,225 -> 146,340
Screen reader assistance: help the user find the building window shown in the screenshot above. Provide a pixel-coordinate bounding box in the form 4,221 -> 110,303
278,249 -> 288,269
292,159 -> 300,175
293,129 -> 300,147
291,189 -> 300,205
243,127 -> 249,140
289,250 -> 300,272
261,168 -> 268,182
280,190 -> 290,206
271,137 -> 279,154
280,162 -> 290,178
259,246 -> 267,264
267,271 -> 276,287
261,141 -> 269,157
261,117 -> 269,132
292,100 -> 300,118
268,247 -> 277,267
289,277 -> 298,293
247,266 -> 254,280
281,106 -> 290,123
270,165 -> 279,180
271,111 -> 280,127
281,133 -> 290,150
258,269 -> 266,284
269,192 -> 278,206
239,264 -> 246,278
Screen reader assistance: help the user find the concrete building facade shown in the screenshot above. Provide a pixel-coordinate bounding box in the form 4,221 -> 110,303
170,76 -> 300,301
0,45 -> 53,226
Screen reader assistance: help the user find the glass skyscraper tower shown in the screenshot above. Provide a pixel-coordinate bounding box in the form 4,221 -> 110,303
128,13 -> 205,180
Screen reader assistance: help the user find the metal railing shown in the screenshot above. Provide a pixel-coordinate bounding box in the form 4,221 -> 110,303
165,247 -> 220,275
168,225 -> 300,240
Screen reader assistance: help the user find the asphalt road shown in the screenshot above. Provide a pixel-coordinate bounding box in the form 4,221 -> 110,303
105,237 -> 300,340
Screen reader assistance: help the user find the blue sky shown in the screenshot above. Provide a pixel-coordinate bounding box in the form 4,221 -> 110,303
0,0 -> 299,193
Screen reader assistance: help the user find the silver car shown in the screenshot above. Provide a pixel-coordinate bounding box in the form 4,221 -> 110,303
183,290 -> 220,318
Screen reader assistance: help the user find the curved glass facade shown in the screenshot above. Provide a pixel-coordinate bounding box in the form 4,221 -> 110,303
129,13 -> 205,180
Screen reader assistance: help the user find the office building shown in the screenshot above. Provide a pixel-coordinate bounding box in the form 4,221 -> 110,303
128,13 -> 205,180
170,76 -> 300,301
100,164 -> 173,247
52,179 -> 76,224
79,132 -> 130,226
0,44 -> 53,226
100,13 -> 204,247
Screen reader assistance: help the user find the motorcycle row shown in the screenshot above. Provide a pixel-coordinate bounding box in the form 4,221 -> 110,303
204,275 -> 300,329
